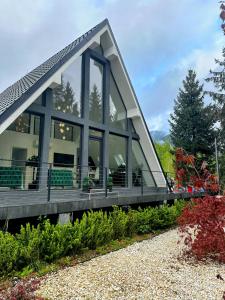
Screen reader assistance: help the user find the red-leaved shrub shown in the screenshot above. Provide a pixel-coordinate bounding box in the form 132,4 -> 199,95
0,279 -> 44,300
174,148 -> 219,193
178,195 -> 225,263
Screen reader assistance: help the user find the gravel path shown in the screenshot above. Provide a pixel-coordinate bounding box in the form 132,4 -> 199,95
37,229 -> 225,300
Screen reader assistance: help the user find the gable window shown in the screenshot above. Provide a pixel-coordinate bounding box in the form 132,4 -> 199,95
89,58 -> 103,123
8,113 -> 30,134
53,56 -> 82,117
109,74 -> 127,130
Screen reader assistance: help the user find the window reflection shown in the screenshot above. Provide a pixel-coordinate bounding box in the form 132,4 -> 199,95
89,59 -> 103,123
132,140 -> 155,187
8,113 -> 30,133
109,134 -> 127,187
109,75 -> 127,130
53,56 -> 82,117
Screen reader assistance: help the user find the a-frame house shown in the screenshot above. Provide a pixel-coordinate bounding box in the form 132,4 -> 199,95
0,19 -> 168,220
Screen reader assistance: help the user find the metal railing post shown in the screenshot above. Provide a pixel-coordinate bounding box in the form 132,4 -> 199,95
141,169 -> 144,196
47,163 -> 52,202
105,167 -> 108,198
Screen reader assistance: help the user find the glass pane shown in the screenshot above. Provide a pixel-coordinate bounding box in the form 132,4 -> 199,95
109,75 -> 127,130
53,120 -> 75,142
132,140 -> 155,187
109,134 -> 127,187
49,120 -> 81,189
34,95 -> 43,106
8,113 -> 30,133
0,112 -> 41,190
88,139 -> 102,186
53,56 -> 82,117
89,58 -> 103,123
89,129 -> 103,138
130,119 -> 136,133
34,116 -> 40,135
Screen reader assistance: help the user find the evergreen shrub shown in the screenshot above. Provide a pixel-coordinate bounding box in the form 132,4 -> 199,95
0,200 -> 186,277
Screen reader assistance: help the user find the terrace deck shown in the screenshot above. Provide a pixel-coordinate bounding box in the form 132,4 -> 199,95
0,187 -> 204,220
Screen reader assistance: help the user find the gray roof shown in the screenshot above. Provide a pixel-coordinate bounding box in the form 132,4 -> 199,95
0,19 -> 108,121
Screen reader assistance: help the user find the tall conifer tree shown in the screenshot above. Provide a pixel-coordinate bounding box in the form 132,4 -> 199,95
169,70 -> 215,158
205,48 -> 225,149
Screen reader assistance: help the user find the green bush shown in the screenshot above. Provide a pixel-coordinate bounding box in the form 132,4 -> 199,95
80,210 -> 113,249
0,231 -> 20,276
109,206 -> 128,239
0,200 -> 186,277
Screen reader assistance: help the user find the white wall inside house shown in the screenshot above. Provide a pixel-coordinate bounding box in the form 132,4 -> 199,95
0,128 -> 39,188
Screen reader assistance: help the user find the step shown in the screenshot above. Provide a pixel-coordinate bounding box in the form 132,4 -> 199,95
80,190 -> 118,199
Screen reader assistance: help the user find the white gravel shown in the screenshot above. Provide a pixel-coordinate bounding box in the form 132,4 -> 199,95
37,229 -> 225,300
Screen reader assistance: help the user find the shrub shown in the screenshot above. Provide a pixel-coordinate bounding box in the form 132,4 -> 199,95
0,231 -> 20,276
178,195 -> 225,263
125,209 -> 138,236
38,220 -> 82,262
0,279 -> 44,300
109,206 -> 128,239
17,223 -> 42,268
18,220 -> 83,265
80,210 -> 113,249
0,200 -> 186,278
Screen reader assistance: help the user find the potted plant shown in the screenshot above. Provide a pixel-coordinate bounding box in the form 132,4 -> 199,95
26,155 -> 39,167
107,176 -> 113,192
82,176 -> 93,192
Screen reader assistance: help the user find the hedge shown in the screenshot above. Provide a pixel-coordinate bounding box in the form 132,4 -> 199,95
0,200 -> 186,277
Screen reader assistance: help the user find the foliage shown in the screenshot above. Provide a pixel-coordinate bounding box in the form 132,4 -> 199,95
155,142 -> 175,174
79,210 -> 113,249
177,195 -> 225,263
107,176 -> 113,191
0,231 -> 20,275
53,76 -> 79,117
221,2 -> 225,34
82,176 -> 93,192
109,206 -> 128,240
0,279 -> 43,300
89,84 -> 102,122
135,200 -> 185,234
0,201 -> 186,278
174,148 -> 219,194
170,70 -> 215,160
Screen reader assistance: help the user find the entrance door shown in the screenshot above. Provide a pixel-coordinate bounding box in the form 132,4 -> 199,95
88,130 -> 103,188
12,148 -> 27,166
12,147 -> 27,189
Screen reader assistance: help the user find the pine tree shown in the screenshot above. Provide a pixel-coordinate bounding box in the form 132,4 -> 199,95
89,84 -> 102,122
169,70 -> 215,158
205,48 -> 225,149
53,77 -> 79,116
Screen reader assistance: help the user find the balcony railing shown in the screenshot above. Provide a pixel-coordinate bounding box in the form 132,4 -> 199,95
0,158 -> 175,202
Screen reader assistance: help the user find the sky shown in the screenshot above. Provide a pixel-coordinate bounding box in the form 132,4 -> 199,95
0,0 -> 224,133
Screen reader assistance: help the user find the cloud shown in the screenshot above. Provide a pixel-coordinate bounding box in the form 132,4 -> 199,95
139,30 -> 223,133
147,111 -> 171,132
0,0 -> 223,135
